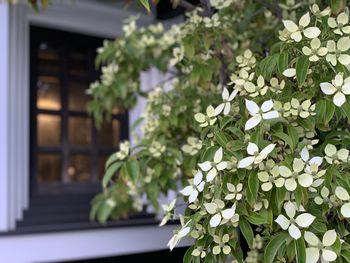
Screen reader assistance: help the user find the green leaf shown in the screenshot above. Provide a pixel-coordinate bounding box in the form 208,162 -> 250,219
294,237 -> 306,263
274,132 -> 295,150
97,202 -> 114,224
124,160 -> 140,184
278,52 -> 289,74
287,125 -> 299,150
102,161 -> 122,188
139,0 -> 151,13
231,246 -> 244,263
264,233 -> 290,263
342,250 -> 350,262
239,217 -> 254,248
247,210 -> 270,225
247,171 -> 258,206
295,56 -> 310,85
341,102 -> 350,122
183,246 -> 194,263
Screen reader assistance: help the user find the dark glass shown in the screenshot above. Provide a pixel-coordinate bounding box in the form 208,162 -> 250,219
68,81 -> 90,111
97,119 -> 121,147
37,49 -> 60,73
37,114 -> 61,146
37,153 -> 61,183
68,52 -> 89,77
37,75 -> 61,110
66,154 -> 91,183
68,116 -> 92,146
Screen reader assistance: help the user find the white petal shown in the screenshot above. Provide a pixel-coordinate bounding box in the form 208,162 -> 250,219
228,89 -> 239,101
320,83 -> 336,95
338,54 -> 350,65
214,147 -> 223,163
217,161 -> 227,171
322,249 -> 337,261
258,171 -> 269,182
194,113 -> 206,123
222,87 -> 229,100
295,213 -> 315,227
222,208 -> 235,219
261,100 -> 273,112
333,91 -> 346,107
238,156 -> 255,168
293,158 -> 305,173
285,201 -> 296,218
247,142 -> 259,155
301,147 -> 309,162
285,178 -> 297,191
279,166 -> 292,177
214,103 -> 225,115
198,161 -> 212,171
178,226 -> 190,238
338,148 -> 349,161
275,215 -> 290,230
289,224 -> 302,239
342,82 -> 350,94
263,110 -> 279,119
194,171 -> 203,185
283,68 -> 296,77
291,31 -> 302,42
341,203 -> 350,218
188,190 -> 199,203
303,27 -> 321,38
210,213 -> 222,227
335,186 -> 350,200
181,186 -> 194,196
323,230 -> 337,247
306,247 -> 320,263
298,173 -> 313,187
197,181 -> 205,192
283,20 -> 298,32
206,168 -> 218,182
309,156 -> 323,166
245,99 -> 260,114
262,182 -> 273,191
337,37 -> 350,52
299,12 -> 310,27
325,144 -> 337,156
204,203 -> 218,214
223,103 -> 231,115
245,115 -> 262,130
304,231 -> 320,246
260,144 -> 276,157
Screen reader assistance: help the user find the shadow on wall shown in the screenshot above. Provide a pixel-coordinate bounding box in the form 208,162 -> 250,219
60,247 -> 189,263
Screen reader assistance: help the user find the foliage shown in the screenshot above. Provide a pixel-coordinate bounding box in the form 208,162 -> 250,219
90,0 -> 350,262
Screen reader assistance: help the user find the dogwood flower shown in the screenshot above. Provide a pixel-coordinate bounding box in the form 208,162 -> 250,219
181,137 -> 202,155
320,74 -> 350,107
283,68 -> 296,77
275,201 -> 315,240
194,105 -> 217,127
236,49 -> 256,70
335,186 -> 350,218
159,198 -> 176,226
249,75 -> 269,97
324,143 -> 349,164
225,183 -> 243,200
149,141 -> 166,158
167,219 -> 191,250
204,199 -> 236,227
326,37 -> 350,66
310,4 -> 330,18
282,12 -> 320,42
328,12 -> 350,35
300,147 -> 323,167
198,147 -> 227,182
192,246 -> 206,258
215,87 -> 238,115
279,158 -> 313,191
258,166 -> 285,191
115,141 -> 130,160
213,234 -> 231,255
314,187 -> 336,208
270,77 -> 285,93
180,171 -> 205,203
287,98 -> 315,118
302,38 -> 328,62
229,69 -> 255,93
304,230 -> 337,263
238,142 -> 276,168
244,99 -> 279,130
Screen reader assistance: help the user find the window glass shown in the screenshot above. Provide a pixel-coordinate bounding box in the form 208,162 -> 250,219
97,119 -> 121,147
37,114 -> 61,146
68,81 -> 90,111
37,153 -> 61,183
37,75 -> 61,110
66,154 -> 91,183
68,116 -> 92,146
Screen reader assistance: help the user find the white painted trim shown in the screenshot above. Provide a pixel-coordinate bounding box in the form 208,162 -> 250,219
0,3 -> 10,232
0,225 -> 187,263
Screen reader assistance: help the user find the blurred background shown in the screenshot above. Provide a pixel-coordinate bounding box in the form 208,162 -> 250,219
0,0 -> 192,261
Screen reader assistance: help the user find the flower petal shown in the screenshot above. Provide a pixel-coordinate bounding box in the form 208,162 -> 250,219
263,110 -> 279,120
198,161 -> 212,171
283,20 -> 298,32
247,142 -> 259,155
206,168 -> 218,182
338,54 -> 350,65
260,144 -> 276,157
283,68 -> 296,77
245,99 -> 260,114
285,178 -> 297,191
303,27 -> 321,39
298,173 -> 313,187
194,171 -> 203,185
188,190 -> 199,203
261,99 -> 273,112
210,213 -> 222,227
304,231 -> 320,246
285,201 -> 296,218
323,229 -> 337,247
295,213 -> 315,227
289,224 -> 301,240
214,147 -> 223,163
217,161 -> 228,171
320,82 -> 336,95
181,186 -> 194,196
299,12 -> 310,27
245,115 -> 262,130
238,156 -> 255,168
341,203 -> 350,218
335,186 -> 350,200
275,215 -> 290,230
322,249 -> 337,262
305,247 -> 320,263
279,166 -> 292,177
222,208 -> 235,219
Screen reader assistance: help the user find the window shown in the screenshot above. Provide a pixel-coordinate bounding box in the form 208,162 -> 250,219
27,26 -> 129,228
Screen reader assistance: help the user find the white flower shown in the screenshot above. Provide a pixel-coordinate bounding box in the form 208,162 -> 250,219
169,46 -> 184,66
167,220 -> 191,250
270,77 -> 285,93
283,68 -> 296,77
159,198 -> 176,226
320,74 -> 350,107
115,141 -> 130,160
328,12 -> 350,35
244,99 -> 279,130
198,147 -> 227,182
229,69 -> 255,93
326,37 -> 350,66
258,166 -> 285,191
275,201 -> 315,240
236,49 -> 256,70
335,186 -> 350,218
181,137 -> 202,155
287,98 -> 315,118
204,200 -> 236,227
310,4 -> 330,18
300,147 -> 323,167
225,183 -> 243,200
247,75 -> 269,97
279,158 -> 313,191
304,230 -> 337,263
282,12 -> 320,42
180,171 -> 205,203
238,142 -> 275,169
302,38 -> 328,62
213,234 -> 231,255
149,141 -> 166,158
314,187 -> 336,208
215,87 -> 238,115
324,143 -> 349,164
194,105 -> 217,127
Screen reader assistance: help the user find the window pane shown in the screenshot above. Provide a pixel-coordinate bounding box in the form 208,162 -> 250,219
68,81 -> 90,111
37,114 -> 61,146
97,119 -> 121,147
66,154 -> 91,183
37,76 -> 61,110
68,53 -> 89,77
68,117 -> 92,145
37,153 -> 61,183
37,48 -> 60,73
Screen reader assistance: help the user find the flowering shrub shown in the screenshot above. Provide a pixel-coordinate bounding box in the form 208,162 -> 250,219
90,0 -> 350,262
